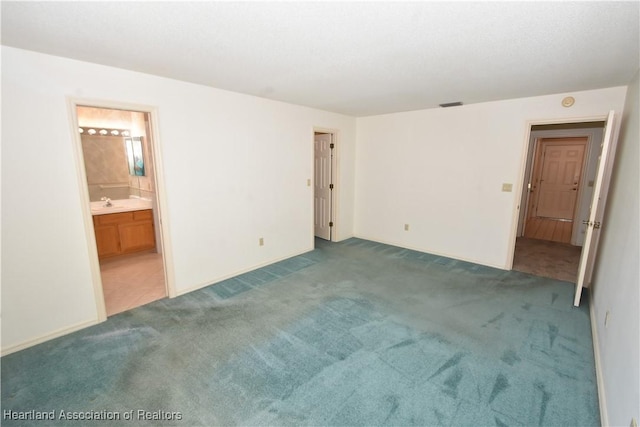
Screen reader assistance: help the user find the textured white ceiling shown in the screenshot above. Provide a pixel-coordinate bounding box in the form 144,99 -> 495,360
2,1 -> 639,116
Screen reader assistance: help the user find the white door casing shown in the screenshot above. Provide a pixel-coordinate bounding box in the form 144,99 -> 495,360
68,98 -> 176,324
574,111 -> 618,306
314,133 -> 333,240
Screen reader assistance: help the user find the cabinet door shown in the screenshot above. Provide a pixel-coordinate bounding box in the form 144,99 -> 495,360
95,225 -> 120,258
119,221 -> 156,254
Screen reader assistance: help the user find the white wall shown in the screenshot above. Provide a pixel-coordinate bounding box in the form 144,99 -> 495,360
590,70 -> 639,427
354,87 -> 627,268
1,47 -> 356,354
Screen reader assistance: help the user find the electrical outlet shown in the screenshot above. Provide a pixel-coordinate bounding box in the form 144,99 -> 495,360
307,179 -> 311,187
259,237 -> 264,246
404,224 -> 409,231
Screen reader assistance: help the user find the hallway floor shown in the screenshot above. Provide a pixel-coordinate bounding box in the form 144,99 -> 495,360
100,251 -> 166,316
513,237 -> 582,283
524,217 -> 573,244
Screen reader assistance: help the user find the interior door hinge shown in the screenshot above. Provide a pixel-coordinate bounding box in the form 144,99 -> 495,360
330,143 -> 335,149
329,222 -> 334,227
329,184 -> 334,190
594,221 -> 601,229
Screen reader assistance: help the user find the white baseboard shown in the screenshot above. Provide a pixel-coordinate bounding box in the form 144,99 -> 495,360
352,234 -> 507,270
590,299 -> 609,427
1,318 -> 100,357
175,246 -> 315,297
2,246 -> 321,356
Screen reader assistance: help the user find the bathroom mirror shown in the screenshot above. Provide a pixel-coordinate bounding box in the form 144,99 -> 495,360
77,107 -> 155,202
80,130 -> 130,201
125,137 -> 145,176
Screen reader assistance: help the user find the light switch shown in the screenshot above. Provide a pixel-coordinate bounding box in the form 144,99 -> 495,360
502,183 -> 513,192
307,179 -> 311,187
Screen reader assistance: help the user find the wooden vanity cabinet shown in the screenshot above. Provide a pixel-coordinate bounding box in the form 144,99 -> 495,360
93,209 -> 156,259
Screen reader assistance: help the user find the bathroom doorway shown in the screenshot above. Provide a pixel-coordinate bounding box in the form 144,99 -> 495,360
74,104 -> 169,316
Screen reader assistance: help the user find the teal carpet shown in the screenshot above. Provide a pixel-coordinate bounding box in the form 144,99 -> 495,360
1,238 -> 600,426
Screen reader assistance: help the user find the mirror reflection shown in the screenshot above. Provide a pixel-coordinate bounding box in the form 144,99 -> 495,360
125,137 -> 146,177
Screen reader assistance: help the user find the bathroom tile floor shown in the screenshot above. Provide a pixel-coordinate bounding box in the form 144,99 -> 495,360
100,251 -> 167,316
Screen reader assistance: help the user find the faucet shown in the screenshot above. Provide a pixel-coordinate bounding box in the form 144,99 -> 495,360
101,197 -> 113,207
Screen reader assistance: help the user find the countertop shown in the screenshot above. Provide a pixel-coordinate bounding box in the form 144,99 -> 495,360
90,198 -> 153,215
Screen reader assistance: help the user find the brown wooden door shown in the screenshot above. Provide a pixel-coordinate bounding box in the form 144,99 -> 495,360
119,221 -> 155,254
534,139 -> 586,220
119,211 -> 155,254
94,225 -> 120,258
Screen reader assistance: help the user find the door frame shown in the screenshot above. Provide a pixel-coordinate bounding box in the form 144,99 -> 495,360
508,114 -> 610,270
67,97 -> 176,322
516,126 -> 605,246
312,127 -> 339,243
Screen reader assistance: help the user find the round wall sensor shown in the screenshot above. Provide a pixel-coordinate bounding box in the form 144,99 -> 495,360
562,96 -> 575,107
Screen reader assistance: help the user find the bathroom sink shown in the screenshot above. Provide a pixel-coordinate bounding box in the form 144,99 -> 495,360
92,205 -> 121,210
90,198 -> 152,215
91,205 -> 125,214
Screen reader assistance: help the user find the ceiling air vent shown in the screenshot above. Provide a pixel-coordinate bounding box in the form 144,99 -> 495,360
439,102 -> 463,108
